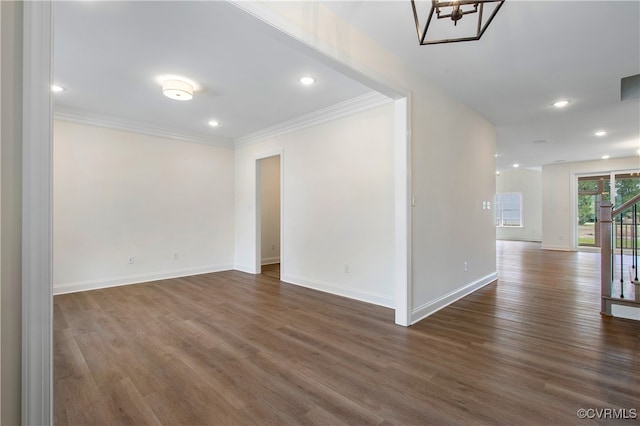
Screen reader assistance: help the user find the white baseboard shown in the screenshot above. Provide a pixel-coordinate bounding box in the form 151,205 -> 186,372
261,257 -> 280,266
53,264 -> 234,295
233,264 -> 256,274
496,237 -> 542,242
611,304 -> 640,321
541,245 -> 575,251
411,272 -> 498,325
281,274 -> 394,308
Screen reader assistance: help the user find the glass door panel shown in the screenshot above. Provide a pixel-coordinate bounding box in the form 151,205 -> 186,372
578,193 -> 597,246
578,175 -> 609,247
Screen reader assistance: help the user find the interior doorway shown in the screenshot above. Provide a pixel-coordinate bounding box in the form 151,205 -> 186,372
256,155 -> 281,278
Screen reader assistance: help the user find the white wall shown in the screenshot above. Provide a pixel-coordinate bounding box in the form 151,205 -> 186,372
496,168 -> 542,242
0,1 -> 23,423
410,95 -> 496,322
235,103 -> 396,307
259,155 -> 281,265
542,156 -> 640,250
239,1 -> 497,324
53,120 -> 235,294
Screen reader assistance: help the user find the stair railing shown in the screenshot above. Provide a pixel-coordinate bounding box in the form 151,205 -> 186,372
600,193 -> 640,315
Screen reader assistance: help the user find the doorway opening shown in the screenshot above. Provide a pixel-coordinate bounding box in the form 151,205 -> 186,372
256,155 -> 281,279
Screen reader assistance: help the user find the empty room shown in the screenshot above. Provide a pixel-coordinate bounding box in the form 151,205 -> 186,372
1,1 -> 639,424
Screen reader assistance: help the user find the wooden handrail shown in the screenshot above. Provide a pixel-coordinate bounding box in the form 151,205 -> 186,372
612,193 -> 640,216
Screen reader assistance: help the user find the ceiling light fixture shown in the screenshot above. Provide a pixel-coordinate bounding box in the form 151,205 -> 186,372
162,79 -> 193,101
300,76 -> 315,86
51,85 -> 64,93
601,155 -> 610,160
553,100 -> 570,108
594,130 -> 607,137
208,120 -> 219,127
411,0 -> 505,45
513,163 -> 519,168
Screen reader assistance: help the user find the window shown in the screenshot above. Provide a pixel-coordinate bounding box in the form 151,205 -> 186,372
495,192 -> 522,227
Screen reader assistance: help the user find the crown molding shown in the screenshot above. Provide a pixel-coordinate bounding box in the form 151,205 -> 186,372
54,108 -> 234,149
54,92 -> 392,150
233,91 -> 392,148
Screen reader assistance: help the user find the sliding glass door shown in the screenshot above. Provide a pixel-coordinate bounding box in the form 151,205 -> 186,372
578,172 -> 640,248
578,175 -> 609,247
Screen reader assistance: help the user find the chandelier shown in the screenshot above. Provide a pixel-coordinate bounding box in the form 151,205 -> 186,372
411,0 -> 505,45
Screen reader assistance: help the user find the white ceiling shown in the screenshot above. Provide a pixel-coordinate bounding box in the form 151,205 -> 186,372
53,1 -> 374,142
325,0 -> 640,170
54,1 -> 640,170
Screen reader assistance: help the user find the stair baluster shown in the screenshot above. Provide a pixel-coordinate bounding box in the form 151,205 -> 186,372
620,212 -> 625,299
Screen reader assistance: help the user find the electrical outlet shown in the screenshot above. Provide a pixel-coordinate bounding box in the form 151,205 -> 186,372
344,264 -> 350,273
464,261 -> 468,272
172,251 -> 179,260
271,244 -> 276,251
128,256 -> 134,264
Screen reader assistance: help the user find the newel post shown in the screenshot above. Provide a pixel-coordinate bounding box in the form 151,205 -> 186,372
600,201 -> 613,314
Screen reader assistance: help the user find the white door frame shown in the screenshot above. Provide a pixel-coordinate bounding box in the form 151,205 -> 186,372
22,2 -> 53,424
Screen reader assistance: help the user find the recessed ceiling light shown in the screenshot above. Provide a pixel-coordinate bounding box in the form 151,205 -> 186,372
51,85 -> 64,93
513,163 -> 520,168
601,155 -> 610,160
552,100 -> 570,108
208,120 -> 219,127
300,76 -> 315,86
162,79 -> 193,101
594,130 -> 607,137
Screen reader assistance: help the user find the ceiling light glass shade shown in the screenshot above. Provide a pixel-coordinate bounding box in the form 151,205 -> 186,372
411,0 -> 505,45
594,130 -> 607,136
162,79 -> 193,101
51,85 -> 64,93
553,100 -> 570,108
300,76 -> 315,85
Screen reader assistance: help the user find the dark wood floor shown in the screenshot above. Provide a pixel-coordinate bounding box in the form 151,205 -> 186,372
54,241 -> 639,425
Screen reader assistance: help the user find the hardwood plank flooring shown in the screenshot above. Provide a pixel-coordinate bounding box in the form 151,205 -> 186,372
54,241 -> 639,425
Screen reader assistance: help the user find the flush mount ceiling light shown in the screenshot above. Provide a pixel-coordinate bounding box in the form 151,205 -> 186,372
602,155 -> 610,160
162,79 -> 193,101
51,85 -> 64,93
513,163 -> 519,168
594,130 -> 607,137
208,120 -> 219,127
411,0 -> 505,45
553,99 -> 570,108
300,76 -> 316,86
